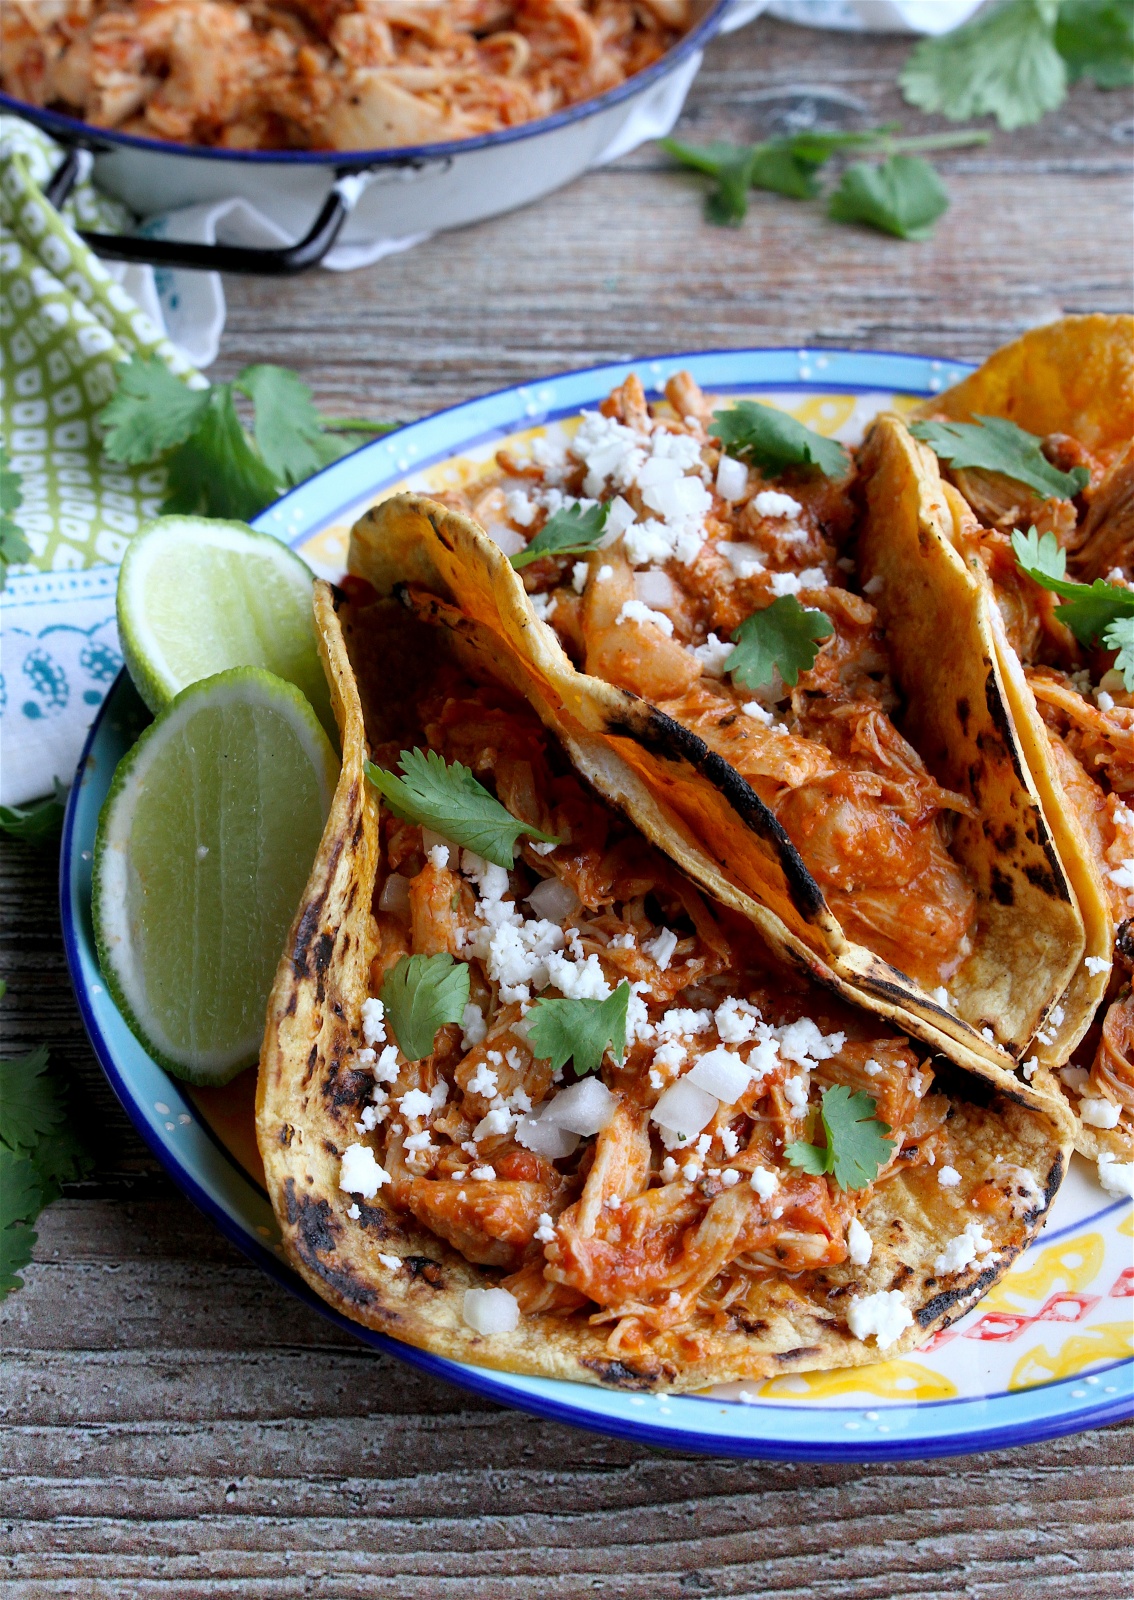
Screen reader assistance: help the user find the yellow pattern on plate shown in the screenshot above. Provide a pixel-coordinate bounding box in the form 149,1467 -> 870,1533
758,1360 -> 957,1403
981,1233 -> 1106,1313
1010,1323 -> 1134,1389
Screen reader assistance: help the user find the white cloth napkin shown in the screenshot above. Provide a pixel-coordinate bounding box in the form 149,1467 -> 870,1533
768,1 -> 983,30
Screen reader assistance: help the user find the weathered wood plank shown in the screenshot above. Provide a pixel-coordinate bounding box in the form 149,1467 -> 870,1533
1,15 -> 1131,1597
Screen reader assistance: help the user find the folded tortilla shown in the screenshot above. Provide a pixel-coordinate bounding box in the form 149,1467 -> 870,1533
913,314 -> 1134,1158
257,582 -> 1068,1391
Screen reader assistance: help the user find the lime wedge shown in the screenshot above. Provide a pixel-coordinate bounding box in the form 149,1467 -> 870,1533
93,668 -> 338,1084
117,517 -> 334,739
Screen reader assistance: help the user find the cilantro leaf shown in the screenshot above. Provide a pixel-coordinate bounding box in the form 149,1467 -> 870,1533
727,597 -> 834,691
234,364 -> 352,487
380,952 -> 470,1061
365,749 -> 558,870
1104,616 -> 1134,692
0,779 -> 68,846
511,501 -> 611,570
162,385 -> 281,521
0,1046 -> 64,1154
712,401 -> 849,479
785,1084 -> 895,1192
27,1120 -> 92,1202
828,154 -> 949,241
99,357 -> 397,524
1055,0 -> 1134,87
0,1226 -> 35,1294
0,1016 -> 91,1299
0,446 -> 31,590
1042,583 -> 1134,645
526,982 -> 631,1077
1011,525 -> 1071,587
663,128 -> 986,228
1011,527 -> 1134,661
0,1144 -> 46,1228
911,415 -> 1090,500
900,0 -> 1066,131
98,356 -> 210,465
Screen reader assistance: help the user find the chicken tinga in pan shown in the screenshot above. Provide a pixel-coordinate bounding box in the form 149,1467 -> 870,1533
257,583 -> 1068,1390
1,1 -> 693,151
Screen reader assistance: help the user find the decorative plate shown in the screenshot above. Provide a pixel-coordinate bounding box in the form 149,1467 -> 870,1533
61,348 -> 1134,1459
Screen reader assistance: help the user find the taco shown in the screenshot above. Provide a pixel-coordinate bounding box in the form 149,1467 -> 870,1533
348,373 -> 1084,1097
907,314 -> 1134,1166
257,580 -> 1067,1391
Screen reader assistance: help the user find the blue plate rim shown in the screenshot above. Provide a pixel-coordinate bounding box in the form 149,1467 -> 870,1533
255,344 -> 980,552
60,344 -> 1134,1459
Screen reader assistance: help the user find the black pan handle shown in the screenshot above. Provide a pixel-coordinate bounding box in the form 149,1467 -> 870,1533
44,146 -> 372,275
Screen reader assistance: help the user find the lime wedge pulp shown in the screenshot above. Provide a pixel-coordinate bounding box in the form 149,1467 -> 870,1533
116,516 -> 334,740
93,668 -> 339,1084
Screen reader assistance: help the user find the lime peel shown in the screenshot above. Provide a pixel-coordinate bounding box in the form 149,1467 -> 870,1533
117,515 -> 335,741
93,667 -> 338,1084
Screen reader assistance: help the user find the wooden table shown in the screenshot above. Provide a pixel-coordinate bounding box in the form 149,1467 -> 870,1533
3,17 -> 1132,1596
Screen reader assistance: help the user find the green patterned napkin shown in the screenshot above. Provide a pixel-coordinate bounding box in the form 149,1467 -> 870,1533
1,121 -> 202,574
1,120 -> 206,805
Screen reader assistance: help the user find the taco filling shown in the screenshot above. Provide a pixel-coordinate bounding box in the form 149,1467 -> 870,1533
258,583 -> 1067,1388
410,372 -> 980,993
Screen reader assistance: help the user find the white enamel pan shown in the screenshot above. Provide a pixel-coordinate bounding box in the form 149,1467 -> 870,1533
1,1 -> 766,275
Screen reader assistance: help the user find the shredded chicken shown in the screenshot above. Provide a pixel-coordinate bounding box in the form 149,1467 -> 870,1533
349,662 -> 946,1353
434,371 -> 979,989
0,0 -> 690,149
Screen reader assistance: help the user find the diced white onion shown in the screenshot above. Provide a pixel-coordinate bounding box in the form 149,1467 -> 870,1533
634,569 -> 676,609
484,522 -> 526,557
379,873 -> 411,917
514,1112 -> 580,1159
541,1077 -> 617,1136
525,876 -> 581,925
462,1287 -> 520,1335
650,1078 -> 718,1141
686,1048 -> 751,1106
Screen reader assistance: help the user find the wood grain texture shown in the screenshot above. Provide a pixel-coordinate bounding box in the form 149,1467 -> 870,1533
2,15 -> 1132,1596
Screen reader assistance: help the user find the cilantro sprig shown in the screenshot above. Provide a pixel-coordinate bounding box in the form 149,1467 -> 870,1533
98,356 -> 397,522
365,749 -> 559,870
1056,0 -> 1134,87
511,501 -> 610,570
663,126 -> 986,233
828,155 -> 950,242
380,953 -> 470,1062
0,780 -> 68,845
910,415 -> 1090,500
526,983 -> 630,1078
0,446 -> 32,590
727,597 -> 834,692
712,402 -> 850,479
0,1037 -> 91,1298
785,1085 -> 895,1192
901,0 -> 1132,132
1011,528 -> 1134,685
